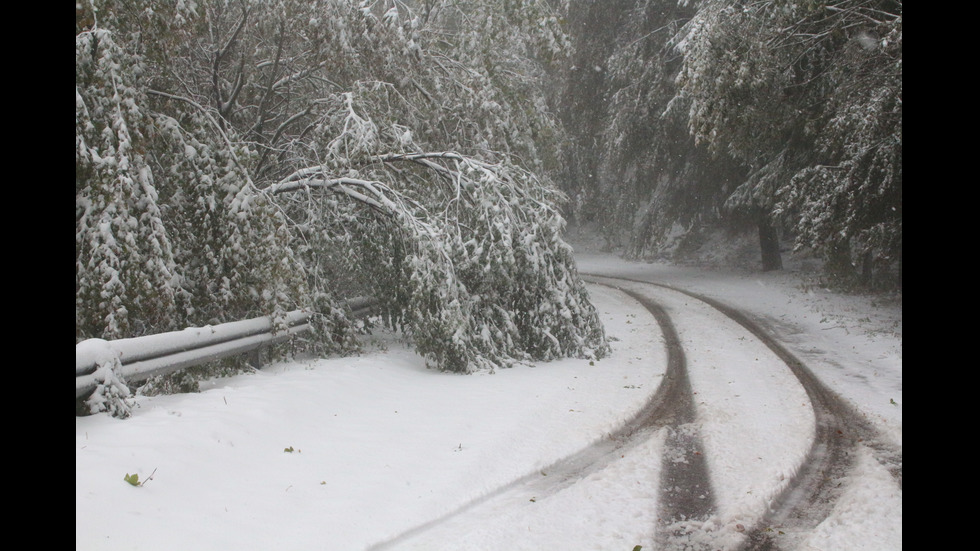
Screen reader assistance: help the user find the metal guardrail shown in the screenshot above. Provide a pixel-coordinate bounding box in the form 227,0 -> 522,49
76,298 -> 380,401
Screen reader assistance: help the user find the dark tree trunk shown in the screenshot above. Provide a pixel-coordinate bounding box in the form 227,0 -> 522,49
860,249 -> 874,288
825,240 -> 855,287
895,240 -> 902,290
758,218 -> 782,272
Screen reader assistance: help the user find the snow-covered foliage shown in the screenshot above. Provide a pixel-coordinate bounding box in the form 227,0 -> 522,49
149,109 -> 310,330
76,337 -> 135,417
673,0 -> 902,285
76,24 -> 310,338
559,0 -> 744,259
84,358 -> 135,418
557,0 -> 901,286
77,0 -> 607,382
271,146 -> 609,372
76,29 -> 180,341
774,11 -> 902,285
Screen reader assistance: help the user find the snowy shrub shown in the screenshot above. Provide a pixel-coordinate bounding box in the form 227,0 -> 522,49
84,358 -> 135,419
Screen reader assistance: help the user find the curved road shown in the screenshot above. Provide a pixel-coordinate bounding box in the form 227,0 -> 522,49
369,275 -> 902,550
590,275 -> 902,550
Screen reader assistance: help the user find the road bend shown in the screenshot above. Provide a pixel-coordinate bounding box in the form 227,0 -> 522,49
589,275 -> 902,551
370,274 -> 900,550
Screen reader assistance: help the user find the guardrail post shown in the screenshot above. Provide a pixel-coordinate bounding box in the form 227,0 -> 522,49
248,347 -> 264,369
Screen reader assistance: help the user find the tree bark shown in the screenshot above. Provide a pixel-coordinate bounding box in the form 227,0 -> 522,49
898,250 -> 902,290
860,249 -> 874,288
758,217 -> 782,272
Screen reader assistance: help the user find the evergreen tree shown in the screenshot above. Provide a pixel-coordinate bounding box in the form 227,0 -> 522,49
673,0 -> 902,284
562,0 -> 746,260
76,28 -> 179,341
150,108 -> 309,328
559,0 -> 901,285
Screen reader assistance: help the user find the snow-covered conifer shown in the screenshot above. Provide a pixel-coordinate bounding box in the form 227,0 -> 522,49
76,29 -> 179,341
673,0 -> 902,284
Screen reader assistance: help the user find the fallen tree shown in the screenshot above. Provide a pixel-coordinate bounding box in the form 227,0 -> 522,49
269,150 -> 610,373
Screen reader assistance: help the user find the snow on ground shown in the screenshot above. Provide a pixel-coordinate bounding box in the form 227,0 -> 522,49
574,251 -> 902,551
574,252 -> 903,451
77,285 -> 666,550
76,250 -> 901,551
618,277 -> 815,549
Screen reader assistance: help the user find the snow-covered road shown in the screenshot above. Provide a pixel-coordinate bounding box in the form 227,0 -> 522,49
75,255 -> 902,550
374,277 -> 822,550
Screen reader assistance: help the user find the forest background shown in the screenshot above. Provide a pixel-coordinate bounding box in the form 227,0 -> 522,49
75,0 -> 901,411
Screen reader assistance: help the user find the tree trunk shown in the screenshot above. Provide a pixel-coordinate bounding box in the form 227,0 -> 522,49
758,218 -> 782,272
898,250 -> 902,290
859,249 -> 874,288
825,240 -> 854,287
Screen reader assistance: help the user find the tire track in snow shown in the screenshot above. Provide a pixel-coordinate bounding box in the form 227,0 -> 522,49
367,284 -> 699,550
588,275 -> 902,551
611,286 -> 718,550
371,273 -> 901,550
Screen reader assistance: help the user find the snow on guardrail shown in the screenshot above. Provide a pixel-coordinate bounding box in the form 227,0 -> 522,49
76,298 -> 379,401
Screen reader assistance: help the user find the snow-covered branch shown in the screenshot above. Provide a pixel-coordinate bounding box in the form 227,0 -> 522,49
267,147 -> 607,372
